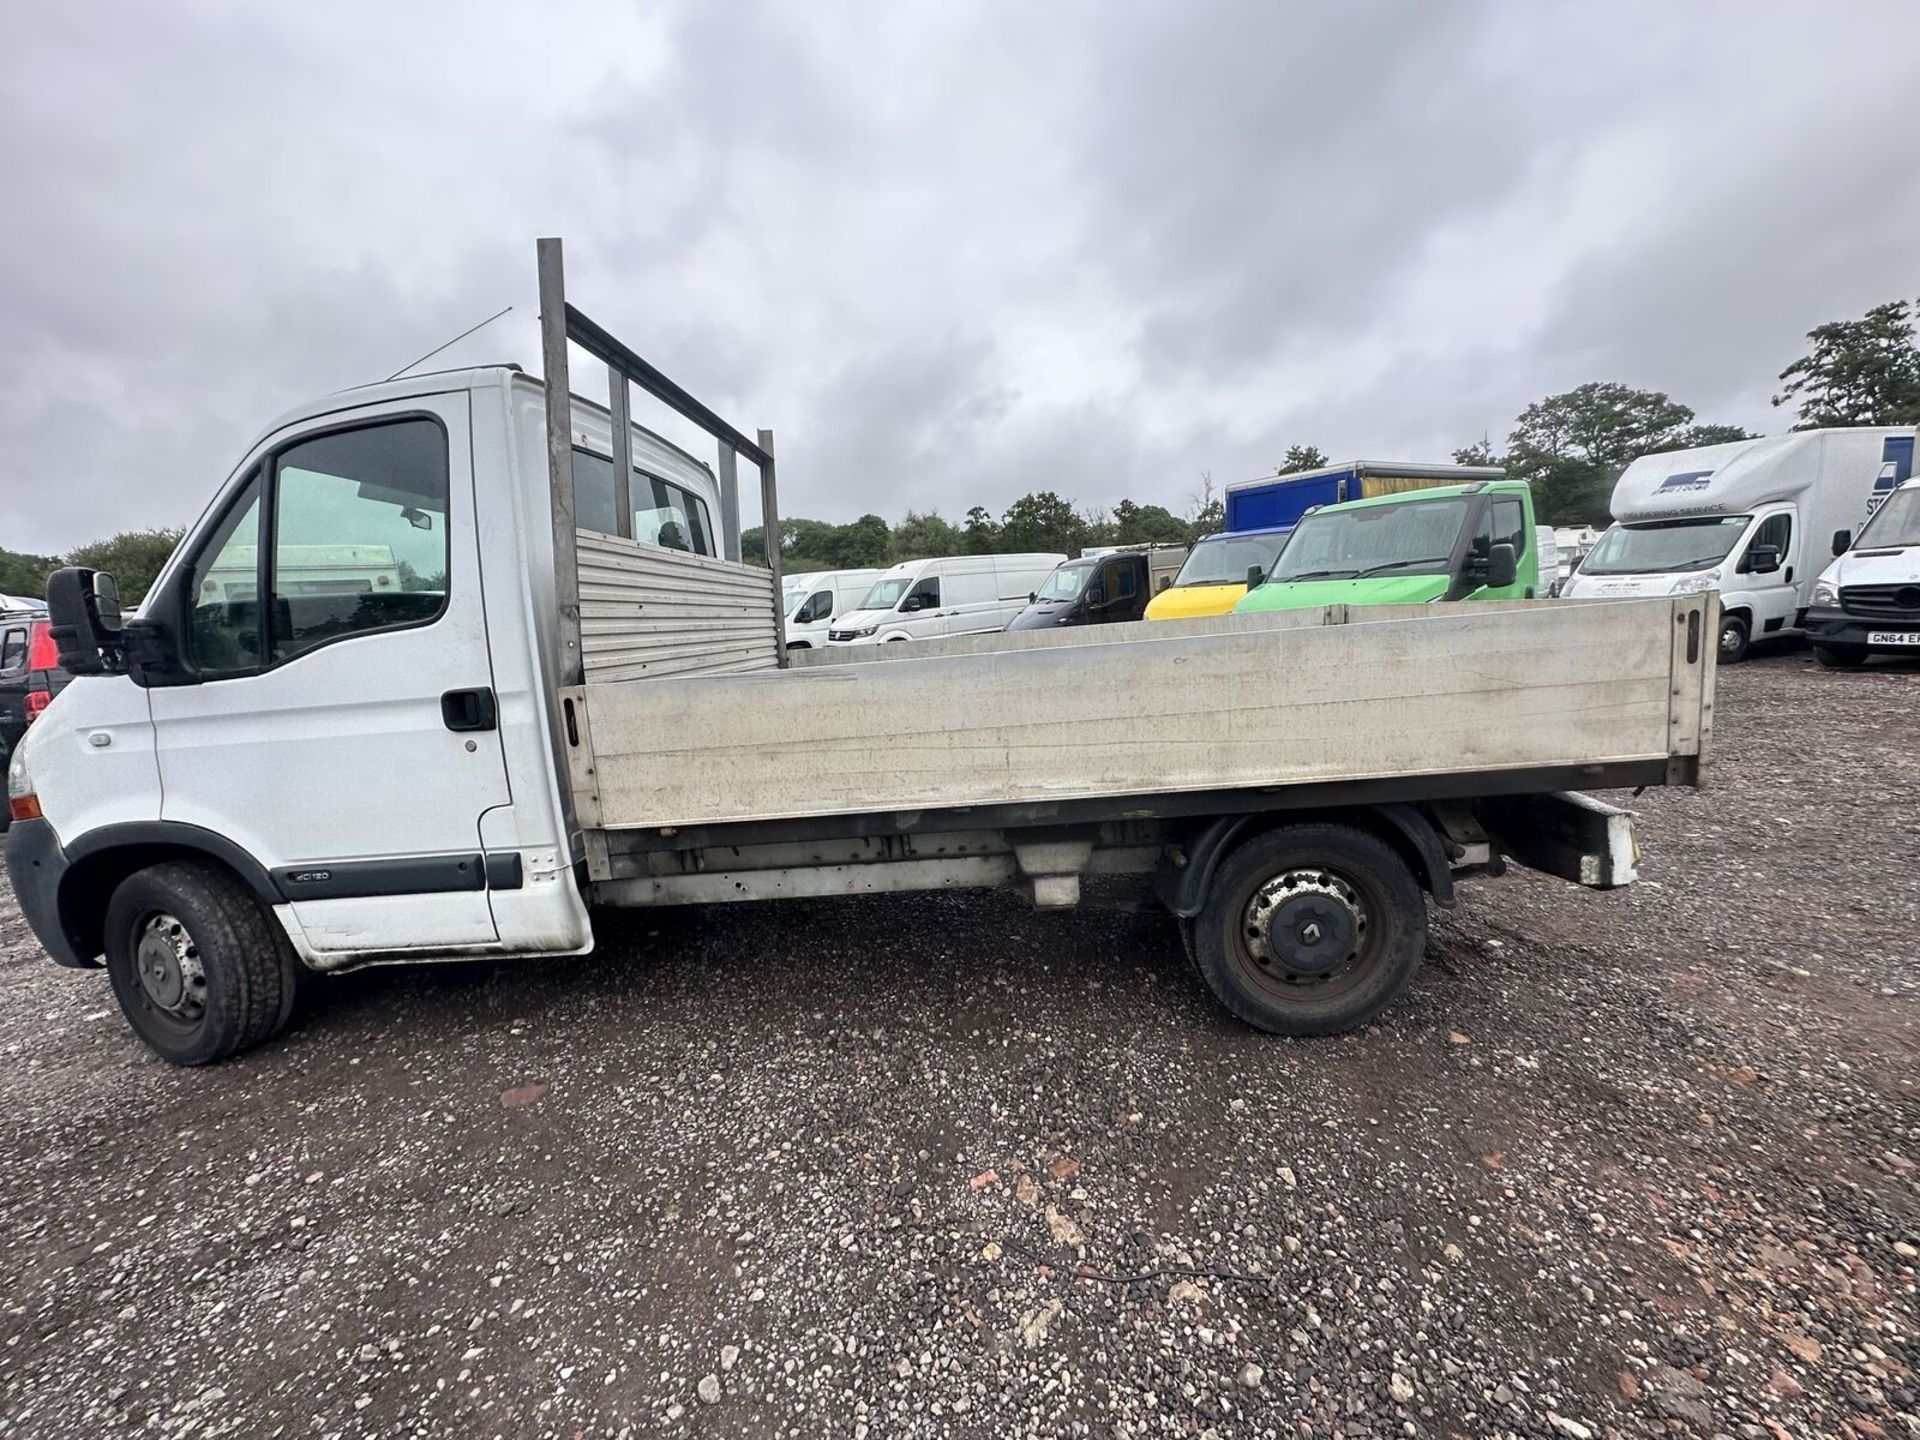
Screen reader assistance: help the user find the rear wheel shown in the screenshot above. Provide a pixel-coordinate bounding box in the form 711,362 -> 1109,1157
1193,824 -> 1426,1036
1718,615 -> 1750,663
1812,643 -> 1866,669
104,860 -> 300,1066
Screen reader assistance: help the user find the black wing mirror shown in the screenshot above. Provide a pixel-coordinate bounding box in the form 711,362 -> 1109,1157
1245,564 -> 1265,589
1744,544 -> 1780,575
1831,529 -> 1851,557
1486,542 -> 1518,590
45,567 -> 124,676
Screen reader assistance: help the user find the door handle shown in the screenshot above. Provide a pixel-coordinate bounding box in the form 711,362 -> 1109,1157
441,687 -> 497,732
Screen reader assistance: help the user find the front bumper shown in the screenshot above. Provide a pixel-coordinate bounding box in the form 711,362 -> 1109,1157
1803,605 -> 1920,650
3,817 -> 93,969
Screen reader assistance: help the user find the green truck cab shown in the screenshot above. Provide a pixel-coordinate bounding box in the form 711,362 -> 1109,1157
1234,480 -> 1537,614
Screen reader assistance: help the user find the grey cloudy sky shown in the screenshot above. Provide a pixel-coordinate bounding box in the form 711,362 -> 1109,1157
4,1 -> 1918,555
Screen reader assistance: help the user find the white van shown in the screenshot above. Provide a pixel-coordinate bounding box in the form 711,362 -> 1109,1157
827,553 -> 1067,644
1806,475 -> 1920,666
782,568 -> 884,648
1561,428 -> 1918,661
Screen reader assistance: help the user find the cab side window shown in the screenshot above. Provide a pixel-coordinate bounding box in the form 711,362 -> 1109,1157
1491,499 -> 1527,558
904,577 -> 940,611
1744,513 -> 1791,569
181,416 -> 451,680
0,627 -> 26,674
271,420 -> 450,662
798,589 -> 832,624
186,473 -> 265,678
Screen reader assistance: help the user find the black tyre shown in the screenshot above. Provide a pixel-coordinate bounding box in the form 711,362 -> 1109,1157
104,860 -> 300,1066
1718,615 -> 1750,664
1193,823 -> 1426,1037
1812,643 -> 1866,669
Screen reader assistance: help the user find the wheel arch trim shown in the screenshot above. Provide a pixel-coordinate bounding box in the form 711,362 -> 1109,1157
51,822 -> 282,967
1157,803 -> 1455,918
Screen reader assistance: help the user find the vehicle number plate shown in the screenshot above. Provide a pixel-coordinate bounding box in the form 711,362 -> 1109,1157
1866,630 -> 1920,646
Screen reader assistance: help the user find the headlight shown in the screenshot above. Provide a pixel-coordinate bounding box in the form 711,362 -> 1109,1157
1670,571 -> 1721,595
850,626 -> 878,639
1812,580 -> 1839,607
7,740 -> 39,823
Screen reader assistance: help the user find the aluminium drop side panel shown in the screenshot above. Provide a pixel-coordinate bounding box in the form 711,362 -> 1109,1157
570,597 -> 1693,830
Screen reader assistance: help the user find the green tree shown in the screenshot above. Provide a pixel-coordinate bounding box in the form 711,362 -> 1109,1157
1081,506 -> 1117,550
998,491 -> 1087,555
892,510 -> 960,559
824,514 -> 892,568
961,505 -> 1000,555
1451,440 -> 1500,468
1110,499 -> 1190,546
1671,423 -> 1754,449
1773,299 -> 1920,429
1278,445 -> 1329,475
1505,382 -> 1733,527
0,548 -> 59,600
65,529 -> 183,606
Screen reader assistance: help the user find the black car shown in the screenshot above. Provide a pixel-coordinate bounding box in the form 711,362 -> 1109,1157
0,610 -> 69,831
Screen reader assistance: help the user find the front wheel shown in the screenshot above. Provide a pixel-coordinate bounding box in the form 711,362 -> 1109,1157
1812,643 -> 1866,669
1718,615 -> 1750,664
1193,823 -> 1426,1037
104,860 -> 301,1065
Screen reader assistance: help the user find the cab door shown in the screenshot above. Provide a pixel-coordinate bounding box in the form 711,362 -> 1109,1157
1087,559 -> 1143,622
146,393 -> 513,953
1734,508 -> 1799,635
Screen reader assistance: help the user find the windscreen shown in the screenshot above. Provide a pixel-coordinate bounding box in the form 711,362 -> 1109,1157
1578,516 -> 1749,575
1033,563 -> 1093,601
1173,533 -> 1289,587
1856,487 -> 1920,549
1270,497 -> 1469,582
857,575 -> 913,610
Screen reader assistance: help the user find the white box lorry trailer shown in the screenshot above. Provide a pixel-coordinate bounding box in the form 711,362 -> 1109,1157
1562,428 -> 1917,661
7,240 -> 1718,1066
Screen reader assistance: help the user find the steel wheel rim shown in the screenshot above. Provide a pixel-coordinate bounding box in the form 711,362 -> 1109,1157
1719,624 -> 1743,656
133,911 -> 207,1024
1231,866 -> 1376,1001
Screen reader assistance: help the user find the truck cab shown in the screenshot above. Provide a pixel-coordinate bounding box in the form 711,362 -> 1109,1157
1143,528 -> 1292,620
1006,546 -> 1183,631
1234,481 -> 1536,614
1560,429 -> 1917,662
1805,477 -> 1920,666
782,568 -> 883,648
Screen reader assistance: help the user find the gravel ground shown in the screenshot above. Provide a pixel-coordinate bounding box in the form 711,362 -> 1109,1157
0,645 -> 1915,1440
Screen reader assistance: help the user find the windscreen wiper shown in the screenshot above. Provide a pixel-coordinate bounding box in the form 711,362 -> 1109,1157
1279,568 -> 1360,582
1356,557 -> 1450,578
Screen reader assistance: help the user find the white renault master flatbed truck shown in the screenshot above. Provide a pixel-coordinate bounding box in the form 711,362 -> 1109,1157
6,240 -> 1719,1065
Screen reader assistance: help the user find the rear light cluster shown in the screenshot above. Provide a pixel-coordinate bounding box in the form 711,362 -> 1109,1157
23,621 -> 55,725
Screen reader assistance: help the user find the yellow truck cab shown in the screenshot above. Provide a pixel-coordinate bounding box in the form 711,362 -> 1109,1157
1144,527 -> 1292,620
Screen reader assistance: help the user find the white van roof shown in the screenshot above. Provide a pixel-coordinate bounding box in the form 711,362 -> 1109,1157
875,553 -> 1066,576
1611,428 -> 1913,522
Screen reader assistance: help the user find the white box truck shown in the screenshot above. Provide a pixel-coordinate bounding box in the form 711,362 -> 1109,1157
6,240 -> 1717,1066
1561,428 -> 1919,661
